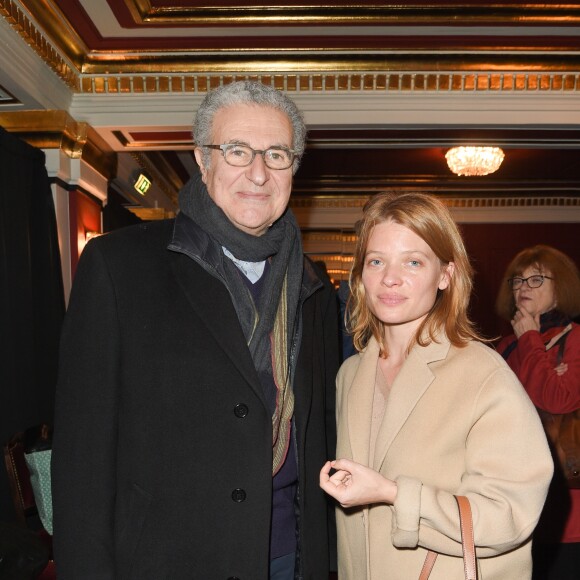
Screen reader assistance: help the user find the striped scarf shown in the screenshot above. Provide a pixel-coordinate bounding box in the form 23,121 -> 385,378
178,174 -> 303,474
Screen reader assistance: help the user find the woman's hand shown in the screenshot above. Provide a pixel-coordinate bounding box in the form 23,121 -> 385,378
511,307 -> 540,338
319,459 -> 397,509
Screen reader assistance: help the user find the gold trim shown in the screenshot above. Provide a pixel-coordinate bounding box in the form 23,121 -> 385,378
125,1 -> 580,26
3,0 -> 580,91
0,110 -> 117,178
80,53 -> 580,75
126,206 -> 173,220
302,232 -> 358,243
76,72 -> 580,95
0,0 -> 81,88
290,194 -> 580,210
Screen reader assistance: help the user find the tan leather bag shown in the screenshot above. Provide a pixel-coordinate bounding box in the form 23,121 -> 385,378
419,495 -> 477,580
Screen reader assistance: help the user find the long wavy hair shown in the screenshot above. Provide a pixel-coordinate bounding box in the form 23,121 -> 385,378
348,192 -> 484,356
495,244 -> 580,321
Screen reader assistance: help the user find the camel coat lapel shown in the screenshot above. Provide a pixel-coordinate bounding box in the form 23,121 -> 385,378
373,337 -> 450,471
346,336 -> 451,473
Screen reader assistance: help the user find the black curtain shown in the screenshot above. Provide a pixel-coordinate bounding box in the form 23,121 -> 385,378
0,126 -> 65,521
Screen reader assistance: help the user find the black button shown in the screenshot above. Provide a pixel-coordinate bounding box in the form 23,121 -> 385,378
234,403 -> 249,418
231,488 -> 246,502
227,577 -> 241,580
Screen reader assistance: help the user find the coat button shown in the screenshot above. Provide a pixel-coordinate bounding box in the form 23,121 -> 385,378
234,403 -> 249,418
231,488 -> 246,502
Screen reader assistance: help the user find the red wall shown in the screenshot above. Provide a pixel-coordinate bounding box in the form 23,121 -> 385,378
460,223 -> 579,341
68,190 -> 102,278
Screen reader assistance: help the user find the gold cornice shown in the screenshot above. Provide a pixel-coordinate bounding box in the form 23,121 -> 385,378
289,194 -> 580,210
4,0 -> 580,93
77,70 -> 580,95
0,110 -> 117,178
0,0 -> 82,87
126,1 -> 580,26
19,0 -> 87,66
80,52 -> 580,75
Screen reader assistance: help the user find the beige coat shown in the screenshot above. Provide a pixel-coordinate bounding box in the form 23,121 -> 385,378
335,336 -> 553,580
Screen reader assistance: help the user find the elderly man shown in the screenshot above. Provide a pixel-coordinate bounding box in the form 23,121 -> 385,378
52,81 -> 339,579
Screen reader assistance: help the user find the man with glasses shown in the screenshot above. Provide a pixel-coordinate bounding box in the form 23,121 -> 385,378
52,81 -> 340,579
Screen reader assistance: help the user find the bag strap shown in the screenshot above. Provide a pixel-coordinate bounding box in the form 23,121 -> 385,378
456,496 -> 477,580
544,323 -> 573,360
419,495 -> 477,580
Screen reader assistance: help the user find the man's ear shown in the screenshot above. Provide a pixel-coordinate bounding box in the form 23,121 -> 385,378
194,148 -> 208,181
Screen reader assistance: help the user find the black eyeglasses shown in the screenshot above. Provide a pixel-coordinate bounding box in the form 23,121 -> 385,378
508,275 -> 553,290
203,143 -> 296,170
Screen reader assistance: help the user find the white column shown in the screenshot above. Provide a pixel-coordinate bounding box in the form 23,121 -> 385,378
43,149 -> 108,304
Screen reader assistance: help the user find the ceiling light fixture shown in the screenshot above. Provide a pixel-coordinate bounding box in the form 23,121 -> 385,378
445,146 -> 505,176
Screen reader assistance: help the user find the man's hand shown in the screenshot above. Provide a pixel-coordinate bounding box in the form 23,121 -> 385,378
319,459 -> 397,509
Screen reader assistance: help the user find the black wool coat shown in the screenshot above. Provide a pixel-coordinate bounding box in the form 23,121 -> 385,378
51,218 -> 339,580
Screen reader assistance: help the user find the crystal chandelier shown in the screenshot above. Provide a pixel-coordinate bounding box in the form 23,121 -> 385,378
445,146 -> 505,176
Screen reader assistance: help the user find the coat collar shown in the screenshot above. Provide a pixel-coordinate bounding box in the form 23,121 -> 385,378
166,213 -> 323,409
347,334 -> 450,471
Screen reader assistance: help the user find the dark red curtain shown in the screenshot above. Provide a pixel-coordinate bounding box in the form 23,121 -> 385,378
0,126 -> 65,521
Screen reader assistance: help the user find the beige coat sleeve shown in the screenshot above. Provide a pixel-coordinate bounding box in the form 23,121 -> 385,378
391,363 -> 553,557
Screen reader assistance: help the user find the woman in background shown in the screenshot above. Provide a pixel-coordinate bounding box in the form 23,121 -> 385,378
319,192 -> 553,579
496,245 -> 580,580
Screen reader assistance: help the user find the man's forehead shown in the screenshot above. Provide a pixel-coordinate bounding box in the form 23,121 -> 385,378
212,104 -> 292,138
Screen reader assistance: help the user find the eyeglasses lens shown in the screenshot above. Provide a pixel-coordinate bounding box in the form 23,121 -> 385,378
509,275 -> 546,290
223,145 -> 293,169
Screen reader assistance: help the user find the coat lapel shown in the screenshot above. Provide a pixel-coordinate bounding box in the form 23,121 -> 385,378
169,251 -> 267,407
373,337 -> 451,471
347,339 -> 381,467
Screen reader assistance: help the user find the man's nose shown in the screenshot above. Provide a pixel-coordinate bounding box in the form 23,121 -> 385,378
245,152 -> 269,185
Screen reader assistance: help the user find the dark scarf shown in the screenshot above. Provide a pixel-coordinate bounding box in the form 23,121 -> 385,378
501,309 -> 572,361
179,174 -> 304,475
540,309 -> 571,333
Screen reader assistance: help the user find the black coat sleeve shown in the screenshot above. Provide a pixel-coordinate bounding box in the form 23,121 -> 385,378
52,238 -> 120,578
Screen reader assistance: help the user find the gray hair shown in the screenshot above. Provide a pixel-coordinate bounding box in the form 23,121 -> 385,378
193,81 -> 307,174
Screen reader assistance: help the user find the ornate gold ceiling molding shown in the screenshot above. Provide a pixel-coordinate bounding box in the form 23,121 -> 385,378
126,1 -> 580,26
79,52 -> 580,74
4,0 -> 580,93
290,194 -> 580,211
76,71 -> 580,95
0,0 -> 81,88
0,110 -> 116,177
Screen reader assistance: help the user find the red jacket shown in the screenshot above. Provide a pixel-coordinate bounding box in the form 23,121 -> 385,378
497,322 -> 580,543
